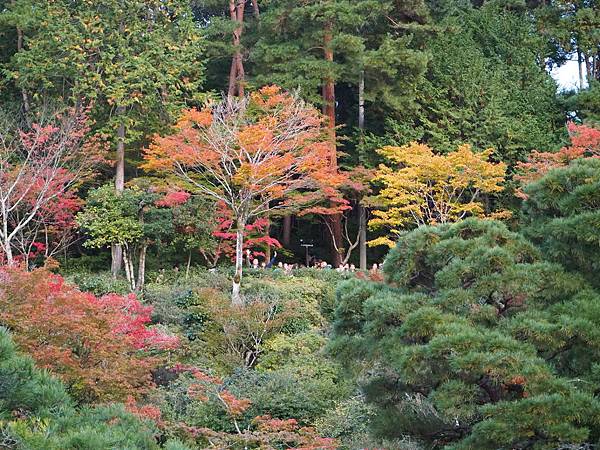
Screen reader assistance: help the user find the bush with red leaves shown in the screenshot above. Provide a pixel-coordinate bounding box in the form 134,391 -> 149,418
0,265 -> 178,403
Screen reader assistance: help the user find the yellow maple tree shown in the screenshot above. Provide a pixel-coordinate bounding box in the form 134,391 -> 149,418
369,142 -> 506,247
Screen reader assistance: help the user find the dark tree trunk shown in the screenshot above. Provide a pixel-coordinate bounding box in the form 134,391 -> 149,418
323,22 -> 342,267
16,27 -> 30,115
282,215 -> 291,247
228,0 -> 246,97
359,205 -> 367,270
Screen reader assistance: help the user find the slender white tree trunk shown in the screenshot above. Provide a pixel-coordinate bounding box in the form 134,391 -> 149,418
137,244 -> 147,292
232,217 -> 245,306
359,205 -> 367,270
112,107 -> 126,278
578,49 -> 585,90
358,69 -> 367,270
123,246 -> 136,292
3,240 -> 13,265
186,250 -> 192,279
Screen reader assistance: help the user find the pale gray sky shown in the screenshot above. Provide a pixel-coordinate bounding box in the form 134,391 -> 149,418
551,58 -> 587,91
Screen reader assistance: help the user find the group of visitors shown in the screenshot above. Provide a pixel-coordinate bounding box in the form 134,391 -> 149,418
244,248 -> 382,276
334,262 -> 381,274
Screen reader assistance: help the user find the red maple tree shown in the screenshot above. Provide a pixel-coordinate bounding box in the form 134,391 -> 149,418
0,107 -> 103,264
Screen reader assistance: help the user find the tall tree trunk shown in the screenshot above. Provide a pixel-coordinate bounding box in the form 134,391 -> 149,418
112,106 -> 126,278
123,246 -> 135,292
16,27 -> 30,115
358,70 -> 365,135
584,52 -> 592,82
232,217 -> 245,305
578,49 -> 585,90
323,22 -> 342,267
228,0 -> 246,97
282,215 -> 291,247
358,205 -> 367,270
358,69 -> 367,270
3,240 -> 13,266
1,204 -> 13,265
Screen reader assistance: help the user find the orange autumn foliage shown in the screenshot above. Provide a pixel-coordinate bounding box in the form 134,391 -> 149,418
515,123 -> 600,198
142,85 -> 344,217
0,266 -> 178,403
143,85 -> 346,303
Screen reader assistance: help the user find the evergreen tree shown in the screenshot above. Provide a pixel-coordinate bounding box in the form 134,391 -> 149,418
330,218 -> 600,448
375,2 -> 565,167
522,157 -> 600,288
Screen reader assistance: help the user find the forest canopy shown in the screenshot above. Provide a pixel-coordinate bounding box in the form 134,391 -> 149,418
0,0 -> 599,448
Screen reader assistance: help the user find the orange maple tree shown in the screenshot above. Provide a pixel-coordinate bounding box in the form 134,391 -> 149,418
515,122 -> 600,198
143,86 -> 344,304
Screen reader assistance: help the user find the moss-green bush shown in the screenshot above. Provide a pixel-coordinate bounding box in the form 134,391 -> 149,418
65,271 -> 130,296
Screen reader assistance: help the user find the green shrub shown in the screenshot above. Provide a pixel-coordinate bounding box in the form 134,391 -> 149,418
315,396 -> 386,450
256,331 -> 327,372
65,271 -> 130,296
228,368 -> 348,426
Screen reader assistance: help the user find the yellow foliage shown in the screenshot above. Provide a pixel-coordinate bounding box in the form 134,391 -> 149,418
369,142 -> 506,247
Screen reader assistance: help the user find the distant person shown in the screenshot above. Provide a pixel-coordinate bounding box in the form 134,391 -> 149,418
252,258 -> 260,269
265,251 -> 278,268
245,249 -> 252,267
370,263 -> 379,275
283,262 -> 293,275
349,264 -> 356,272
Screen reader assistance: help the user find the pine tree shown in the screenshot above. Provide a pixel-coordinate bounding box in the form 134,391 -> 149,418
330,218 -> 600,448
522,157 -> 600,288
375,2 -> 565,167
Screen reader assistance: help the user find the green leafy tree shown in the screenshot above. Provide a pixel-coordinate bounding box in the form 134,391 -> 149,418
170,195 -> 218,276
330,218 -> 600,449
77,183 -> 188,291
1,0 -> 205,274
